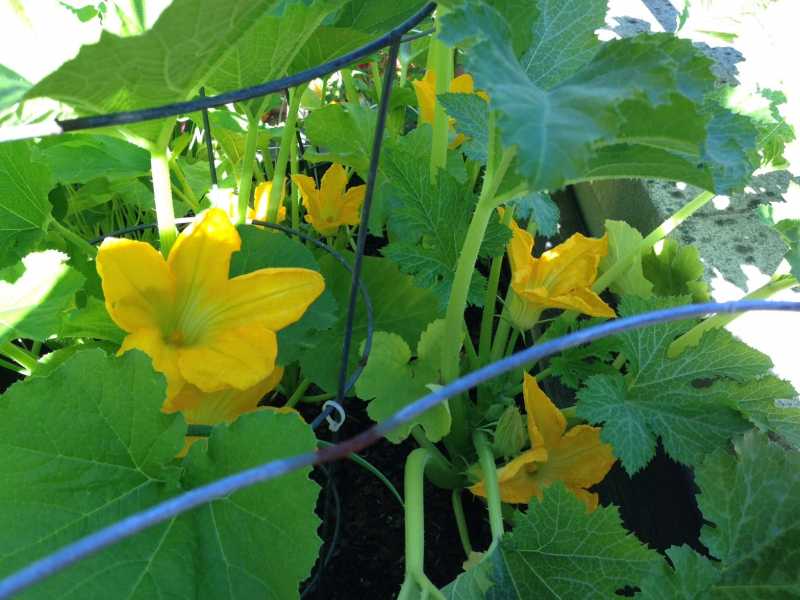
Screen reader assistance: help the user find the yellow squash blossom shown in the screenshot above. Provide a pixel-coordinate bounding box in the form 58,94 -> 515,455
471,373 -> 616,511
292,163 -> 365,236
502,211 -> 616,328
96,208 -> 324,403
412,69 -> 489,147
248,181 -> 287,225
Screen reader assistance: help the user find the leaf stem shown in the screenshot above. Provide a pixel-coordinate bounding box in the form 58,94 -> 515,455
341,68 -> 359,104
150,148 -> 178,256
411,426 -> 464,489
267,86 -> 305,222
0,342 -> 37,374
451,489 -> 473,557
479,206 -> 514,364
427,8 -> 453,180
397,448 -> 447,600
473,431 -> 504,542
285,378 -> 312,408
317,441 -> 403,507
236,111 -> 260,225
51,220 -> 97,257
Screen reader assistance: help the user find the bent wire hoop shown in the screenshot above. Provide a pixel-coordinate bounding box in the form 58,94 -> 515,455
1,300 -> 799,598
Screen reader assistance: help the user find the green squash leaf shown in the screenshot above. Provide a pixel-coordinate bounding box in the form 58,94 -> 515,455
696,431 -> 800,597
520,0 -> 606,89
381,127 -> 510,308
0,349 -> 321,599
642,238 -> 710,302
599,219 -> 654,298
0,63 -> 31,111
206,0 -> 346,115
59,295 -> 125,344
493,483 -> 659,597
36,134 -> 150,184
300,254 -> 440,394
0,250 -> 84,345
438,92 -> 489,162
28,0 -> 286,145
230,225 -> 338,366
577,296 -> 771,474
637,545 -> 720,599
440,0 -> 757,194
0,140 -> 53,269
356,320 -> 453,442
304,102 -> 376,175
507,191 -> 560,237
539,315 -> 617,390
735,375 -> 800,450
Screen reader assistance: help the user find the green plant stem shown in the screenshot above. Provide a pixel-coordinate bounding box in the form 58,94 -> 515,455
479,206 -> 514,364
411,426 -> 464,489
441,145 -> 516,453
0,342 -> 37,373
504,329 -> 520,356
0,357 -> 22,373
341,68 -> 359,103
463,323 -> 480,371
593,190 -> 714,293
668,273 -> 798,358
285,378 -> 312,408
51,220 -> 97,257
290,124 -> 301,230
451,489 -> 473,558
150,149 -> 178,257
490,312 -> 512,363
300,391 -> 335,404
236,112 -> 260,224
169,157 -> 201,213
426,8 -> 453,180
397,449 -> 446,600
370,59 -> 383,101
474,431 -> 504,542
317,441 -> 403,507
267,86 -> 304,223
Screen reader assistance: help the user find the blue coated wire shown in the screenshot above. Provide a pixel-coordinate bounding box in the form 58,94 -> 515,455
1,299 -> 798,599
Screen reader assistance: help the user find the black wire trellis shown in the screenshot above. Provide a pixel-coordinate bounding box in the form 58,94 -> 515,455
2,2 -> 800,598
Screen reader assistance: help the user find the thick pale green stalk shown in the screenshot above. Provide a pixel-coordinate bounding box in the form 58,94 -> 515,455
150,149 -> 178,256
593,190 -> 714,293
668,273 -> 798,357
236,112 -> 260,224
451,489 -> 473,557
397,449 -> 445,600
474,431 -> 504,542
289,125 -> 301,230
411,426 -> 463,489
267,87 -> 304,223
426,9 -> 453,179
479,206 -> 514,364
0,342 -> 37,373
285,378 -> 312,408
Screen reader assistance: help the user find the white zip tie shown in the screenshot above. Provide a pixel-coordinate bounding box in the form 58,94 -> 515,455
321,400 -> 346,432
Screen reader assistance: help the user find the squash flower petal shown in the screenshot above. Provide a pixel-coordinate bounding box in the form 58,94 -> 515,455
501,211 -> 616,326
97,208 -> 325,401
248,181 -> 287,225
470,374 -> 616,511
292,163 -> 365,236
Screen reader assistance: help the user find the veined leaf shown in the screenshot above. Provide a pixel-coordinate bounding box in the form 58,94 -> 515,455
304,102 -> 376,175
493,483 -> 659,597
36,134 -> 150,184
696,431 -> 800,597
439,92 -> 489,162
577,296 -> 772,474
28,0 -> 286,145
0,349 -> 321,599
440,0 -> 757,194
300,254 -> 440,394
637,545 -> 720,599
381,127 -> 510,308
356,320 -> 453,442
0,250 -> 84,345
0,140 -> 53,269
0,63 -> 31,111
599,219 -> 654,298
642,238 -> 709,302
